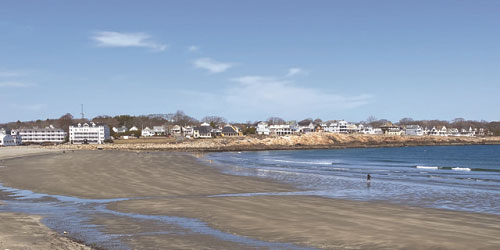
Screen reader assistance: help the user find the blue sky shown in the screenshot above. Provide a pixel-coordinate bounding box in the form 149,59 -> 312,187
1,0 -> 499,123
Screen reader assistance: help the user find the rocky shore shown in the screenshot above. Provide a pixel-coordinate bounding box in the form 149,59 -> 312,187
49,134 -> 500,152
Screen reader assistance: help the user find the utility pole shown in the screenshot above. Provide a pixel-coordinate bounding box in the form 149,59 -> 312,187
80,104 -> 85,120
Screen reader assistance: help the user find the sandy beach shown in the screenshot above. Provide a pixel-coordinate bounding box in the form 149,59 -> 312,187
0,147 -> 90,250
1,148 -> 499,249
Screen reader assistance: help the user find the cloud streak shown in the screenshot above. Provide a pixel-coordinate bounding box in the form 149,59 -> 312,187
91,31 -> 167,51
187,45 -> 199,52
227,76 -> 372,111
0,71 -> 22,77
11,103 -> 45,111
0,81 -> 33,88
177,74 -> 373,120
193,57 -> 234,74
286,67 -> 306,77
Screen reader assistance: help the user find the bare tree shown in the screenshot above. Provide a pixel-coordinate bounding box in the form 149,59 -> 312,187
170,110 -> 198,125
267,117 -> 286,125
57,113 -> 74,133
365,116 -> 378,124
201,116 -> 227,126
399,117 -> 414,125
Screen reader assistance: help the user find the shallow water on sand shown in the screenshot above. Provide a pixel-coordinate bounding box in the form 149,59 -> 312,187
0,183 -> 316,250
207,145 -> 500,215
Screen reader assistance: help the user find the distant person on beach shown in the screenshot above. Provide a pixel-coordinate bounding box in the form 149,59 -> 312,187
367,174 -> 371,182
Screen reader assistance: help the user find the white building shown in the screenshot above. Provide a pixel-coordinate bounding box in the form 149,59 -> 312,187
359,125 -> 377,135
0,131 -> 17,146
170,125 -> 182,135
13,125 -> 66,144
322,122 -> 340,133
256,122 -> 270,135
405,125 -> 423,136
112,126 -> 127,133
298,121 -> 315,133
183,126 -> 194,137
69,122 -> 110,144
321,120 -> 357,134
129,126 -> 139,131
153,126 -> 167,135
447,128 -> 460,136
193,123 -> 213,138
141,127 -> 154,137
269,123 -> 298,136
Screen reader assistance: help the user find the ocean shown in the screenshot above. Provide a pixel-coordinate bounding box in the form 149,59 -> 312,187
206,145 -> 500,214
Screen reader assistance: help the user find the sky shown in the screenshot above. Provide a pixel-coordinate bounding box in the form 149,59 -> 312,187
1,0 -> 499,123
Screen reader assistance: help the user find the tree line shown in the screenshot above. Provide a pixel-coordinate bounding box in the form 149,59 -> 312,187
2,113 -> 499,136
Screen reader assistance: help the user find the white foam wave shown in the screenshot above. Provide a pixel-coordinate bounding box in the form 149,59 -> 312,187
452,167 -> 471,171
416,166 -> 439,170
271,159 -> 333,165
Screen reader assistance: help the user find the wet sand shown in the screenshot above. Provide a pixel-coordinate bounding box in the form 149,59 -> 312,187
0,147 -> 90,250
0,213 -> 92,250
1,149 -> 500,249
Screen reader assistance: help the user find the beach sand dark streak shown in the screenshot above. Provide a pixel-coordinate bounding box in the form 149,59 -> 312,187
1,148 -> 500,249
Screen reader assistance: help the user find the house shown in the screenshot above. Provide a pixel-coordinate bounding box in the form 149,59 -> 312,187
447,128 -> 460,136
380,123 -> 402,135
129,126 -> 139,131
439,126 -> 448,136
321,120 -> 355,134
461,126 -> 475,137
346,123 -> 359,134
256,122 -> 270,135
478,128 -> 485,136
153,126 -> 167,135
298,121 -> 315,134
193,123 -> 213,138
360,125 -> 376,135
183,126 -> 194,137
221,125 -> 241,137
405,125 -> 423,136
69,122 -> 110,144
211,126 -> 222,137
171,125 -> 182,135
322,122 -> 339,133
113,126 -> 128,133
269,122 -> 298,136
338,120 -> 348,133
0,130 -> 17,146
14,125 -> 66,144
9,130 -> 22,145
141,127 -> 154,137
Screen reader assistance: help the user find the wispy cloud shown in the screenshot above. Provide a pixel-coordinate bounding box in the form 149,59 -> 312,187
227,76 -> 371,111
91,31 -> 167,51
178,74 -> 373,120
187,45 -> 199,52
0,81 -> 33,88
11,103 -> 45,111
0,71 -> 22,77
193,57 -> 234,74
286,67 -> 307,77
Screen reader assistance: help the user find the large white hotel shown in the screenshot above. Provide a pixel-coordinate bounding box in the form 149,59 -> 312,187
69,122 -> 110,144
12,125 -> 66,144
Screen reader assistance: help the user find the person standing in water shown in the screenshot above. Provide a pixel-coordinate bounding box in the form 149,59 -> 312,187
367,174 -> 371,182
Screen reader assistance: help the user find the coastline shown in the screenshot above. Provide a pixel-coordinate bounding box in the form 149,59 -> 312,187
0,148 -> 499,249
45,133 -> 500,152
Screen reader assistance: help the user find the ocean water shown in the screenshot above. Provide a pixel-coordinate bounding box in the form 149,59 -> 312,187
206,145 -> 500,215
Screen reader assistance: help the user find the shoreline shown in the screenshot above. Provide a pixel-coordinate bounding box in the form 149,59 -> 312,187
45,134 -> 500,152
1,148 -> 500,249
